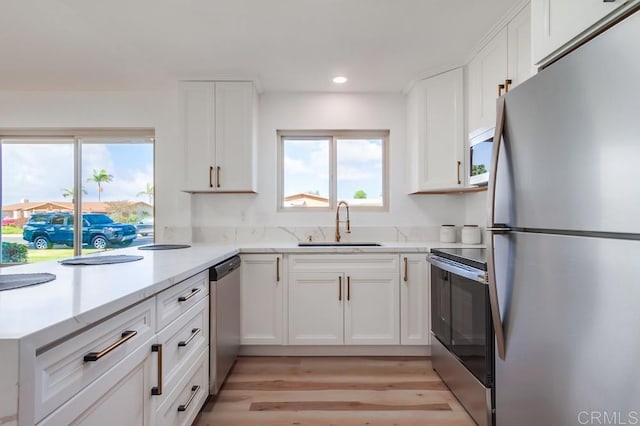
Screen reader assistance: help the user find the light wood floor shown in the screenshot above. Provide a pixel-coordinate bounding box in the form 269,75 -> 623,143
194,356 -> 476,426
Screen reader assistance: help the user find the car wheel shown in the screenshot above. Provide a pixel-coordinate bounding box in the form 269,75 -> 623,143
91,235 -> 108,249
33,236 -> 52,250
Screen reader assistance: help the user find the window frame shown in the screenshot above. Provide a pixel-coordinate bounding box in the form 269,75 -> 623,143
277,130 -> 389,212
0,128 -> 154,264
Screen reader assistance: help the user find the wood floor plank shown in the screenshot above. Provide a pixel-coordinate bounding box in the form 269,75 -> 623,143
250,401 -> 452,412
194,356 -> 476,426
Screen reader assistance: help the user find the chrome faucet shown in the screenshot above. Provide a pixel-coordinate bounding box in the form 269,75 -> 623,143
335,201 -> 351,242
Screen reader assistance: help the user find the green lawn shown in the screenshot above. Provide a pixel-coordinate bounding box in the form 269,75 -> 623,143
1,225 -> 22,234
27,248 -> 103,263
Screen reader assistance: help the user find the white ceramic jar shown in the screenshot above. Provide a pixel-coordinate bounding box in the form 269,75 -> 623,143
439,225 -> 456,243
461,225 -> 482,244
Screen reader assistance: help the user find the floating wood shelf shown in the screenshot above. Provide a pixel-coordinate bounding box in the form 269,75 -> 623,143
410,186 -> 488,195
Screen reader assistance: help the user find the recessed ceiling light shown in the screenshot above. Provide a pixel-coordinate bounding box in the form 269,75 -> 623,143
333,76 -> 348,84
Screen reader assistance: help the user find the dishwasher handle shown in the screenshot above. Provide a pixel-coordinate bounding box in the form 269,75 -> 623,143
210,255 -> 241,281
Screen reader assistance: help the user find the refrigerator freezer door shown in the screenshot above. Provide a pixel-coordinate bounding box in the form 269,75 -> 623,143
494,9 -> 640,234
494,231 -> 640,425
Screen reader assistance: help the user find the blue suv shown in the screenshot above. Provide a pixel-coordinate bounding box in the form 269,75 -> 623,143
22,212 -> 137,249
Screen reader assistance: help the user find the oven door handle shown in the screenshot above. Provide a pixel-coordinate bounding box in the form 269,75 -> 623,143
426,254 -> 488,285
487,96 -> 508,360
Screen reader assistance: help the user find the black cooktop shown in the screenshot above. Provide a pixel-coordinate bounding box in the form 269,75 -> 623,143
430,248 -> 487,271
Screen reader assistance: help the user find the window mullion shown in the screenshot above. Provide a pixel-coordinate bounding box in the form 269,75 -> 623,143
73,138 -> 82,256
330,136 -> 337,209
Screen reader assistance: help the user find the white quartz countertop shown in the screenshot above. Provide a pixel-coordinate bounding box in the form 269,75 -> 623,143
0,244 -> 238,344
0,240 -> 483,345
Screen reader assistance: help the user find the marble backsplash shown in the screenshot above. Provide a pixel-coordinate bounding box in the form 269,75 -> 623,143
191,226 -> 454,244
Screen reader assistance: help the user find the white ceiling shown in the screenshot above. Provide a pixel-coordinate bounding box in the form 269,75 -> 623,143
0,0 -> 521,92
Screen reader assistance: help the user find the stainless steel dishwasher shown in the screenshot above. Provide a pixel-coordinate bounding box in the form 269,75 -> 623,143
209,255 -> 241,395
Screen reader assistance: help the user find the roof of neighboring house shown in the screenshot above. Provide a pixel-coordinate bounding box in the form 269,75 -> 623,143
2,200 -> 152,213
284,193 -> 329,203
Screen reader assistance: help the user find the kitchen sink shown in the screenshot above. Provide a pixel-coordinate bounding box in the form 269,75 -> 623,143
297,242 -> 381,247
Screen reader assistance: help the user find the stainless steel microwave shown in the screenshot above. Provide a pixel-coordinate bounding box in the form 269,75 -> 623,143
469,126 -> 494,186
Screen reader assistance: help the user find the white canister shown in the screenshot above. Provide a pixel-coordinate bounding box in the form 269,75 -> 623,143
439,225 -> 456,243
461,225 -> 482,244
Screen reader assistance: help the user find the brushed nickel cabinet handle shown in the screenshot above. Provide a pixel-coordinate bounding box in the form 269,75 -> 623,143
347,276 -> 351,301
457,161 -> 462,185
403,257 -> 408,282
338,276 -> 342,301
178,288 -> 201,302
209,166 -> 213,188
504,79 -> 513,93
151,343 -> 163,396
83,330 -> 137,362
216,166 -> 221,188
498,83 -> 505,97
178,328 -> 201,347
276,257 -> 280,282
177,385 -> 201,412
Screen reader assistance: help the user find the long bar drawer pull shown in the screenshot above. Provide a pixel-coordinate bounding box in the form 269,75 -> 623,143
177,385 -> 201,412
178,288 -> 201,302
84,330 -> 137,362
151,343 -> 163,396
178,328 -> 201,347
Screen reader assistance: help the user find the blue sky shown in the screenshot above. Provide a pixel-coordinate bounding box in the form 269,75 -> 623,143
2,141 -> 153,205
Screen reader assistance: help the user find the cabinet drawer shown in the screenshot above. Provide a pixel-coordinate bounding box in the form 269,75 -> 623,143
35,298 -> 155,423
157,270 -> 209,331
157,348 -> 209,426
156,297 -> 209,402
289,254 -> 399,273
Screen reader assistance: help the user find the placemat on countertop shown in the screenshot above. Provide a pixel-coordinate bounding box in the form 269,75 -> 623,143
0,273 -> 56,291
59,255 -> 144,265
138,244 -> 191,250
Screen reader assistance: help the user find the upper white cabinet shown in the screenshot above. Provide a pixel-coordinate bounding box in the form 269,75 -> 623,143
182,81 -> 257,193
468,3 -> 534,132
531,0 -> 631,66
407,67 -> 464,192
240,254 -> 285,345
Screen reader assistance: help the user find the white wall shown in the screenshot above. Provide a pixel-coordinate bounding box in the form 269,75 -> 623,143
0,89 -> 472,242
192,92 -> 466,231
0,89 -> 191,241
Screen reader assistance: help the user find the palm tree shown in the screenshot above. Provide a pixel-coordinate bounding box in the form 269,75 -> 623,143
61,187 -> 87,204
136,183 -> 154,205
87,169 -> 114,202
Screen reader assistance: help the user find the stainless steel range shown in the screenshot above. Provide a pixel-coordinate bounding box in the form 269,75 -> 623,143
427,248 -> 493,426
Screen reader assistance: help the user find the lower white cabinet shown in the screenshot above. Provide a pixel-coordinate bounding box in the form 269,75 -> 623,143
400,254 -> 431,345
240,254 -> 284,344
288,255 -> 400,345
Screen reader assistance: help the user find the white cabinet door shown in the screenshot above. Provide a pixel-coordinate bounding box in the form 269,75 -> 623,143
467,28 -> 508,132
38,343 -> 153,426
400,254 -> 430,345
183,82 -> 215,192
182,81 -> 256,192
508,4 -> 536,89
531,0 -> 628,65
407,67 -> 464,192
289,272 -> 343,345
240,254 -> 284,344
214,82 -> 257,192
344,272 -> 399,345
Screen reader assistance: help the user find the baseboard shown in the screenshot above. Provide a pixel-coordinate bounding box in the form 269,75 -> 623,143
239,345 -> 431,357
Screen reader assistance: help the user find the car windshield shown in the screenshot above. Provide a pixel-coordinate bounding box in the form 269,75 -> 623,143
28,214 -> 50,224
84,214 -> 114,225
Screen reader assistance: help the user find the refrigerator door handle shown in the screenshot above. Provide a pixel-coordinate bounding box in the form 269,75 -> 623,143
487,96 -> 508,360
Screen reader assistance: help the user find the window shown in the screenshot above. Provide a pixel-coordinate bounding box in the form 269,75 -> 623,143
1,130 -> 154,265
278,130 -> 388,210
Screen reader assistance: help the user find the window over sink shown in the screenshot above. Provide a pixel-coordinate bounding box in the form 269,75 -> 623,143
278,130 -> 388,211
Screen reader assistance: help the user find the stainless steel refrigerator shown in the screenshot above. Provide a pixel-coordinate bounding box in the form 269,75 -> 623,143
486,7 -> 640,426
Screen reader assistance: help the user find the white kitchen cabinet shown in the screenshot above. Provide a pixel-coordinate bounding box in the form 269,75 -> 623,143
182,81 -> 257,193
531,0 -> 631,66
400,254 -> 430,345
288,255 -> 399,345
468,3 -> 533,133
407,67 -> 464,192
240,254 -> 284,344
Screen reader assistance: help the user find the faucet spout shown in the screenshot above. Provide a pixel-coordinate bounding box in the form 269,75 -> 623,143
335,201 -> 351,242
